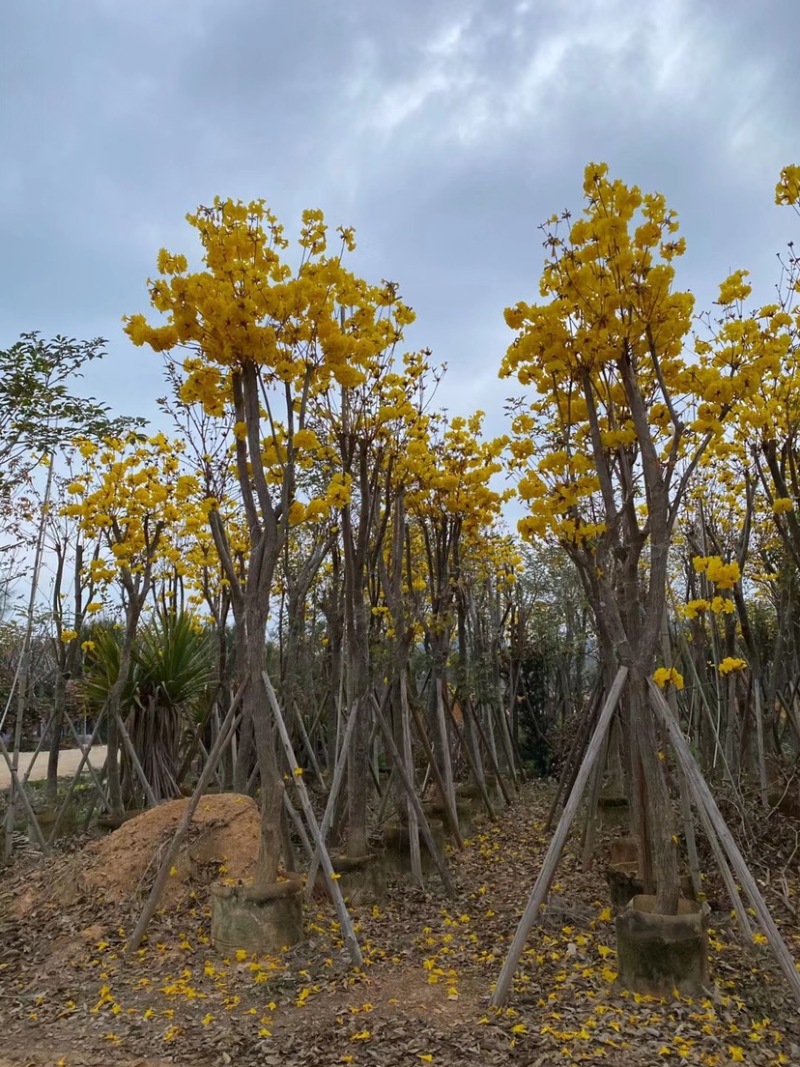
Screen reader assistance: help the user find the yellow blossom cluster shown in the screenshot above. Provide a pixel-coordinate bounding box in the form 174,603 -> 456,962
124,199 -> 415,413
403,412 -> 509,538
61,433 -> 204,584
501,161 -> 790,561
775,164 -> 800,208
691,555 -> 740,590
718,656 -> 747,675
678,596 -> 736,619
653,667 -> 684,690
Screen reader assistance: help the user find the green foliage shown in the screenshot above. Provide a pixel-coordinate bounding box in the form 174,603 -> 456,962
83,612 -> 215,800
135,612 -> 215,721
0,334 -> 145,496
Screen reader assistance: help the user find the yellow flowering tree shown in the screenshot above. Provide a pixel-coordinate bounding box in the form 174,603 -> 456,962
501,163 -> 766,913
63,432 -> 197,811
403,411 -> 509,813
125,199 -> 416,883
314,348 -> 430,859
741,167 -> 800,572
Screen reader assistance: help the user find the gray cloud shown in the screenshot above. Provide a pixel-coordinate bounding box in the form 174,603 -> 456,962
0,0 -> 798,434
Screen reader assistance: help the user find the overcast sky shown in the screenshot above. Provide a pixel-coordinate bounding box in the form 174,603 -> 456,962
1,0 -> 798,439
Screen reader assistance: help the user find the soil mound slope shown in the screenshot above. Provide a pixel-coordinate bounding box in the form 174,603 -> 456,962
80,792 -> 260,906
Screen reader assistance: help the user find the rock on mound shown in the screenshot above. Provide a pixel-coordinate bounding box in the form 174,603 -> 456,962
81,793 -> 261,907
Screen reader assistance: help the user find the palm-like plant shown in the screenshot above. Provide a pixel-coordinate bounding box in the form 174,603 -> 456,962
84,612 -> 215,803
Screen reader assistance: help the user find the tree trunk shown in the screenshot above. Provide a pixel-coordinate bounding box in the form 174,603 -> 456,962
629,669 -> 680,914
245,636 -> 284,885
46,671 -> 66,807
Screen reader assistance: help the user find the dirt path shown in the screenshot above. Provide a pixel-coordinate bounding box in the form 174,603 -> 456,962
0,746 -> 107,789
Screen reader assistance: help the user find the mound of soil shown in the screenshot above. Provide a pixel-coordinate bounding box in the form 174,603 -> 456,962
77,793 -> 262,908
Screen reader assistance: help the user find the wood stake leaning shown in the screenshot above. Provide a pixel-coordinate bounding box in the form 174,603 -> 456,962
370,693 -> 457,897
263,670 -> 363,968
304,697 -> 362,900
648,679 -> 800,1008
491,667 -> 628,1007
126,688 -> 244,953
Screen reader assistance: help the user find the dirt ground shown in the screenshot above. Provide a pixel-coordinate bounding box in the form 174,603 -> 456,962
1,781 -> 800,1067
0,747 -> 107,789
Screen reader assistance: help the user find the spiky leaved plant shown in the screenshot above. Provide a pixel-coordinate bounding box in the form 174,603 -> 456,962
83,612 -> 215,803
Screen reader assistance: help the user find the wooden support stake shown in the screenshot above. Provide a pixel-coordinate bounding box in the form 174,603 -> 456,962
292,701 -> 326,791
305,697 -> 362,900
401,672 -> 423,887
114,710 -> 157,808
126,689 -> 244,953
283,790 -> 313,861
443,693 -> 497,822
406,698 -> 464,850
491,668 -> 628,1007
580,720 -> 612,871
649,679 -> 800,1008
49,710 -> 107,842
371,693 -> 457,898
263,671 -> 363,968
545,678 -> 602,832
0,734 -> 49,853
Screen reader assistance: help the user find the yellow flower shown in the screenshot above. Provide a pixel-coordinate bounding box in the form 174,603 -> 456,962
653,667 -> 684,690
710,595 -> 736,615
680,598 -> 709,620
776,164 -> 800,206
718,657 -> 747,675
60,629 -> 79,643
287,501 -> 306,526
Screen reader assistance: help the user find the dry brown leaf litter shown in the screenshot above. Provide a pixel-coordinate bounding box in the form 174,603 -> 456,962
1,781 -> 800,1066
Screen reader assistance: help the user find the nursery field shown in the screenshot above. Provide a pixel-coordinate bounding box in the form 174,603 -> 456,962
1,782 -> 799,1067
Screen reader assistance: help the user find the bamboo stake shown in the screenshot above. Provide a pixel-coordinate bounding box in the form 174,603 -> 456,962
305,697 -> 362,900
580,721 -> 612,871
114,710 -> 157,808
61,708 -> 111,804
677,763 -> 703,904
443,695 -> 497,821
263,670 -> 363,967
370,693 -> 457,897
283,790 -> 313,861
126,689 -> 244,953
401,672 -> 423,887
693,796 -> 753,943
292,701 -> 326,791
491,667 -> 628,1007
406,697 -> 464,849
0,735 -> 49,852
16,709 -> 55,789
434,675 -> 457,816
753,680 -> 769,810
461,693 -> 511,808
545,678 -> 602,832
648,679 -> 800,1007
51,716 -> 110,837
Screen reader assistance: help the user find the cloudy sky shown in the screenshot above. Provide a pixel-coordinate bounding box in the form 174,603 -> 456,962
1,0 -> 798,437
